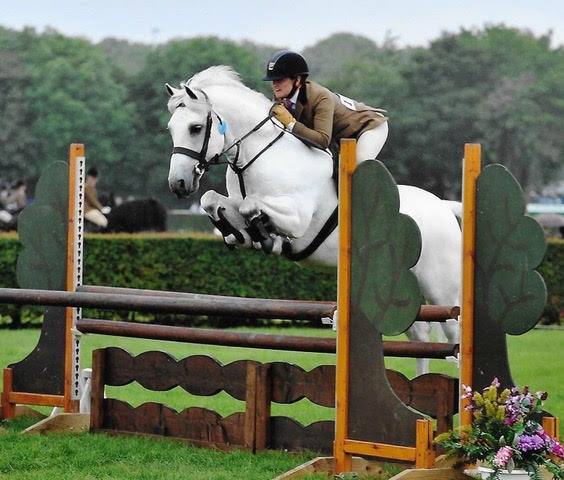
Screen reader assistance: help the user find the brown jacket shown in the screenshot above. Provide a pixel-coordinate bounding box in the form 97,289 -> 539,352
291,81 -> 388,149
85,184 -> 103,213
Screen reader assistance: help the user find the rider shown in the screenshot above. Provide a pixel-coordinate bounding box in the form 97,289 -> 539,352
264,50 -> 389,162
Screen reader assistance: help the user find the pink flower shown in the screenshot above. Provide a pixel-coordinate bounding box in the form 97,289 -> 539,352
461,385 -> 473,400
491,378 -> 500,388
492,446 -> 513,468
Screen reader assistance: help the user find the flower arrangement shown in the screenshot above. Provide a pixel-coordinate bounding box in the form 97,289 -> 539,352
434,378 -> 564,480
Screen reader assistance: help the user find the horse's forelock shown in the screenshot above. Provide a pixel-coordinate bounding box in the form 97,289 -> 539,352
167,91 -> 187,112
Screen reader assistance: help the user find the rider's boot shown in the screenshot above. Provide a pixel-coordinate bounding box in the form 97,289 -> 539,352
246,212 -> 275,254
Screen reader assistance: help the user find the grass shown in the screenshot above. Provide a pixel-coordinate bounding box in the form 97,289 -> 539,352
0,326 -> 562,479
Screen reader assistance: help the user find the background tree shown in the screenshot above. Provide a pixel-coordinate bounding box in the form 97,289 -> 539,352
0,41 -> 35,183
0,25 -> 560,203
126,37 -> 270,204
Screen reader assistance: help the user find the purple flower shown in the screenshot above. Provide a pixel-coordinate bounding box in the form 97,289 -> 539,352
491,378 -> 500,388
492,446 -> 513,468
516,434 -> 546,452
551,442 -> 564,459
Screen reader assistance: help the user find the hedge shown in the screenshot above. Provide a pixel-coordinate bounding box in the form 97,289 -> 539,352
0,234 -> 561,326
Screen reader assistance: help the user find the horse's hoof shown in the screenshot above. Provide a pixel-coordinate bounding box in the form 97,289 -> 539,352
261,237 -> 274,254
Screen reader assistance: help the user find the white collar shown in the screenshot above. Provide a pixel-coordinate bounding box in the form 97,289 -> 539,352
288,88 -> 300,105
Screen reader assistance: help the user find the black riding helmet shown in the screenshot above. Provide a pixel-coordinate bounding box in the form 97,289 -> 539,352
263,50 -> 309,81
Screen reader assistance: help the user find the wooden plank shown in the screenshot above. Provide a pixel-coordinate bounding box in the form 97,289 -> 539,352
254,364 -> 271,451
334,138 -> 356,473
90,348 -> 105,430
24,413 -> 89,434
542,416 -> 560,441
1,368 -> 15,419
270,363 -> 335,407
343,439 -> 417,462
269,417 -> 334,453
460,143 -> 481,427
273,457 -> 393,480
244,361 -> 259,450
8,392 -> 65,408
242,361 -> 272,450
95,428 -> 235,451
388,467 -> 469,480
101,399 -> 246,447
415,419 -> 435,468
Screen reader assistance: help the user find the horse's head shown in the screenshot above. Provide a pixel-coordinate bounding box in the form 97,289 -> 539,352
166,83 -> 226,198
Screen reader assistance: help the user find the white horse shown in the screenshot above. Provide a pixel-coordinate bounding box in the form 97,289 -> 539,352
166,66 -> 460,374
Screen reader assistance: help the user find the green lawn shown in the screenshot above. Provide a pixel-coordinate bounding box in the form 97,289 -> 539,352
0,326 -> 562,479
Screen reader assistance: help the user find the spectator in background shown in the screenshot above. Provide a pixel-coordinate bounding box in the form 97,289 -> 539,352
6,179 -> 28,213
84,167 -> 109,229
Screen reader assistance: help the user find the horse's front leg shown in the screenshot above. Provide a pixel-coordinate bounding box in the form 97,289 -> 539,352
239,195 -> 313,251
200,191 -> 253,248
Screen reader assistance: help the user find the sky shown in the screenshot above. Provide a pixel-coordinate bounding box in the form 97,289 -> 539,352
2,0 -> 563,49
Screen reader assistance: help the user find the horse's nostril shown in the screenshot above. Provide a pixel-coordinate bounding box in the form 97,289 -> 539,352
178,179 -> 185,189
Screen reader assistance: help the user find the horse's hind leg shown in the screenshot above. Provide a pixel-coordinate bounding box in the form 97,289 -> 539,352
200,191 -> 252,248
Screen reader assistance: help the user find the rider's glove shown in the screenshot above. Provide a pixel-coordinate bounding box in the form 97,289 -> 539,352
270,104 -> 296,129
101,206 -> 111,215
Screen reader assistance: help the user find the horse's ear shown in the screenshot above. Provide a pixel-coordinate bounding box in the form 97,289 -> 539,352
165,83 -> 177,96
184,85 -> 199,100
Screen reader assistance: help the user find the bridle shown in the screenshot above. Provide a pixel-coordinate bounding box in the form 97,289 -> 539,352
170,89 -> 284,195
170,89 -> 226,176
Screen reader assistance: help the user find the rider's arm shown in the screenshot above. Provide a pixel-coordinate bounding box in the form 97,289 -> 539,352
291,93 -> 334,149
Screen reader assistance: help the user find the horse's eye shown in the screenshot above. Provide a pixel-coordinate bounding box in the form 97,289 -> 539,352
190,125 -> 203,135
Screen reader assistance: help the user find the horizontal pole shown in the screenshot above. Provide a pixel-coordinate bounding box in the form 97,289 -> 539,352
76,318 -> 459,358
0,288 -> 335,321
77,318 -> 336,352
79,285 -> 459,322
79,285 -> 333,306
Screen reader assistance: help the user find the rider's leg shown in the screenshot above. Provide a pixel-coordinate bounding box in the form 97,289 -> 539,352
84,209 -> 108,228
356,121 -> 389,162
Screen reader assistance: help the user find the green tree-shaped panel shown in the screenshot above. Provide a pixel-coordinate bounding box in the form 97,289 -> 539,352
347,160 -> 425,446
11,161 -> 69,396
475,164 -> 547,335
16,161 -> 68,290
473,164 -> 547,391
351,160 -> 423,335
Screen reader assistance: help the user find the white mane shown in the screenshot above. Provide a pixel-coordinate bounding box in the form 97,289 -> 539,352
168,66 -> 269,112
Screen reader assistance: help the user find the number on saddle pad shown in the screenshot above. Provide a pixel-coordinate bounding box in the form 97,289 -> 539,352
336,93 -> 357,111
